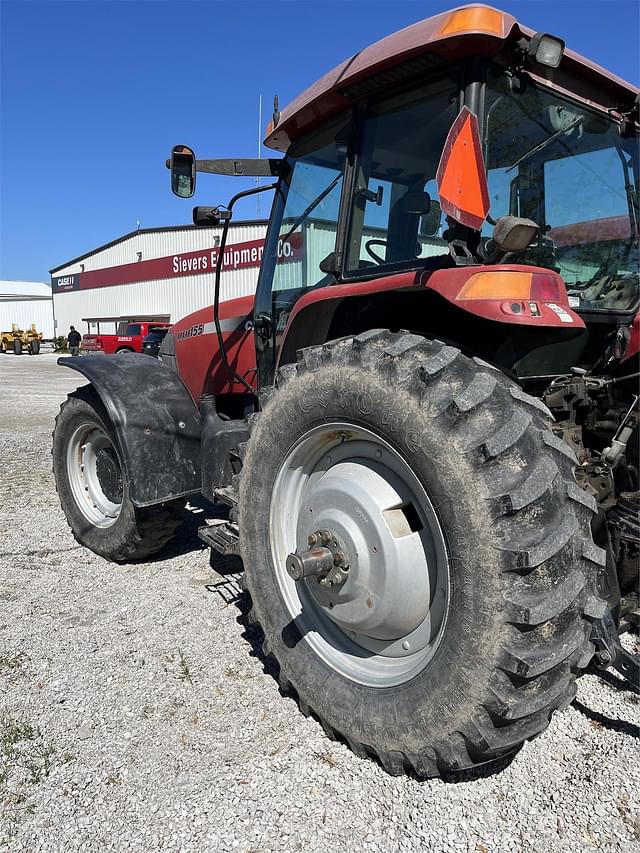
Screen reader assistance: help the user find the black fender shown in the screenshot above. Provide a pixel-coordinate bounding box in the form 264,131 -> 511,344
59,353 -> 201,507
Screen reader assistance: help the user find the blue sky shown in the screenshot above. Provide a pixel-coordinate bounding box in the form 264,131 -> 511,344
1,0 -> 638,283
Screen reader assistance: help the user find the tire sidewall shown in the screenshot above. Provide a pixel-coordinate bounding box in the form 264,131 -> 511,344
241,364 -> 506,751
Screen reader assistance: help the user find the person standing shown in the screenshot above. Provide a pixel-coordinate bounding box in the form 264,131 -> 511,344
67,325 -> 82,356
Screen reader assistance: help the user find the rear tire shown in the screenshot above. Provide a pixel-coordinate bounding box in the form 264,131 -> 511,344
52,385 -> 184,562
13,339 -> 22,355
239,331 -> 606,778
30,339 -> 40,355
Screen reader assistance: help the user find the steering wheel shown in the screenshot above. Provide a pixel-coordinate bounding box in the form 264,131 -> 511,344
365,239 -> 387,264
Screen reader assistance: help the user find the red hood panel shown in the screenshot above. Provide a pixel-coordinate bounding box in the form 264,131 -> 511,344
171,295 -> 256,403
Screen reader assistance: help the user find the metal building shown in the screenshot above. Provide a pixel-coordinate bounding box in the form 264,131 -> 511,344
49,218 -> 448,338
0,281 -> 55,339
50,222 -> 268,336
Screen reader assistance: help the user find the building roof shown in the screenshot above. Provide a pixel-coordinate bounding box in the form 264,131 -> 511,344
49,220 -> 269,275
0,281 -> 52,301
82,315 -> 171,324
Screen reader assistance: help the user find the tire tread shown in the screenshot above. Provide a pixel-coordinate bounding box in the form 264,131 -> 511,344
241,331 -> 605,777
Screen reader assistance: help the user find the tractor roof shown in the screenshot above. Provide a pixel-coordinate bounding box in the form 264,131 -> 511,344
264,4 -> 639,152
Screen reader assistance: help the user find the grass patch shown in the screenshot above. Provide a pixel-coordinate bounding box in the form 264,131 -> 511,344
0,651 -> 28,675
163,649 -> 194,685
177,649 -> 193,685
0,712 -> 56,836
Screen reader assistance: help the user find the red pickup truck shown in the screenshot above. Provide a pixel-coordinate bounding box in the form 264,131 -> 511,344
82,321 -> 172,355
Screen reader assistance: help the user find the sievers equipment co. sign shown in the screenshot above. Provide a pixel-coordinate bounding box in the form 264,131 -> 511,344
51,234 -> 301,294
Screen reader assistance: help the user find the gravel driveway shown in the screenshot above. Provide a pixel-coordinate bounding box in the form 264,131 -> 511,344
1,353 -> 638,852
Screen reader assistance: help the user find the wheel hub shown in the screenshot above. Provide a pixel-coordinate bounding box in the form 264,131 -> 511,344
67,423 -> 122,528
293,459 -> 434,641
95,446 -> 123,503
270,423 -> 450,686
286,529 -> 350,587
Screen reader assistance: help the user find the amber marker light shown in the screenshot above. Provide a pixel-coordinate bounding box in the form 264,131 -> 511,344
438,6 -> 506,38
458,272 -> 532,300
457,272 -> 566,303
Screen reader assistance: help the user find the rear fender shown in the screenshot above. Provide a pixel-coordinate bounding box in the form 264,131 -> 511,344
59,353 -> 201,507
277,266 -> 585,370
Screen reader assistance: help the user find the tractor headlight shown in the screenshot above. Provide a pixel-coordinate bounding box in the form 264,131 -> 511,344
528,32 -> 565,69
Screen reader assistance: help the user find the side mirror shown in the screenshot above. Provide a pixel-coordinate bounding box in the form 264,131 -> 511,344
170,145 -> 196,198
192,206 -> 231,227
420,200 -> 442,238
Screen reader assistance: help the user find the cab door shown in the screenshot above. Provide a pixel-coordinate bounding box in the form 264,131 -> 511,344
254,114 -> 351,388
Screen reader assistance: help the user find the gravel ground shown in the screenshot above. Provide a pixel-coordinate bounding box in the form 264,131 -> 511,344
0,352 -> 639,852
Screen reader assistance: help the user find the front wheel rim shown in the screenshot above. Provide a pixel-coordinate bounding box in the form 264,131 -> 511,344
66,422 -> 123,528
269,422 -> 450,688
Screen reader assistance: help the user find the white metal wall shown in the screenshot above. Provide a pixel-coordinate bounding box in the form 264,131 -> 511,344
273,222 -> 448,291
52,224 -> 267,273
0,281 -> 55,339
51,220 -> 449,335
51,224 -> 267,335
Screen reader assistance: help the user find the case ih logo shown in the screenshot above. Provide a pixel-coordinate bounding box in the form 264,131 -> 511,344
51,274 -> 80,293
52,234 -> 302,293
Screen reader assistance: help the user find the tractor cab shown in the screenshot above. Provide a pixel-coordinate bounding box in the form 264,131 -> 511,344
253,65 -> 638,378
171,5 -> 638,388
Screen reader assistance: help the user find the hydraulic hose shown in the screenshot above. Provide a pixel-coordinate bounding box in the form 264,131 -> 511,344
212,183 -> 277,397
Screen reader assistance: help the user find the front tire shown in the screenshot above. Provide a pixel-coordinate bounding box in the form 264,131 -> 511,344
53,385 -> 184,562
13,339 -> 22,355
239,331 -> 606,777
30,339 -> 40,355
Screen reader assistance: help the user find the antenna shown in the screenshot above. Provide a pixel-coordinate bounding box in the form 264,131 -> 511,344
256,93 -> 262,218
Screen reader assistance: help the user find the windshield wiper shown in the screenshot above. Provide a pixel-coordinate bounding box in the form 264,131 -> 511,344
506,115 -> 584,173
615,146 -> 639,240
282,173 -> 343,243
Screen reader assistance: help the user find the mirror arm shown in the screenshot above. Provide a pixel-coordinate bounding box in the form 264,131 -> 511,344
166,158 -> 284,178
198,159 -> 284,177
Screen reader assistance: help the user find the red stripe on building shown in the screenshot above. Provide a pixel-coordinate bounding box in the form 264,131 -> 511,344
52,234 -> 301,293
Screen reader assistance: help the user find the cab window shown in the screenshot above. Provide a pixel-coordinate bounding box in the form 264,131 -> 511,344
483,68 -> 639,312
345,75 -> 459,274
256,113 -> 349,351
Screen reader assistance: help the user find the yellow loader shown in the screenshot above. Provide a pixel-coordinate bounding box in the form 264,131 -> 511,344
0,323 -> 43,355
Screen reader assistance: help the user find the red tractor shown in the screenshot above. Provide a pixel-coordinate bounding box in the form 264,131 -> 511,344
53,5 -> 639,777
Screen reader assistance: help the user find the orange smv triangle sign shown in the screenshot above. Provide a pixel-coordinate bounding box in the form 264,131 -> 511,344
436,106 -> 490,231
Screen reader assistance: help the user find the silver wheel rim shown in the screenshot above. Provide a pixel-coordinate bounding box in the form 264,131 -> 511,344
66,422 -> 123,528
269,422 -> 450,687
